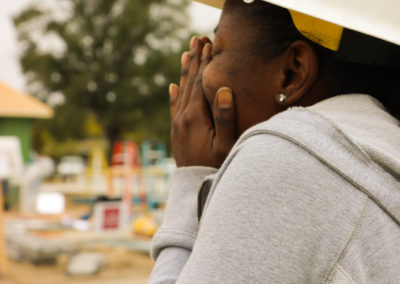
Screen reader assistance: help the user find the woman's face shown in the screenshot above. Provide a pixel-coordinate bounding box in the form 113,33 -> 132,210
202,7 -> 284,136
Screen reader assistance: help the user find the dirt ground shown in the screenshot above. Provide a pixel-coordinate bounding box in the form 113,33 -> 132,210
0,246 -> 154,284
0,193 -> 156,284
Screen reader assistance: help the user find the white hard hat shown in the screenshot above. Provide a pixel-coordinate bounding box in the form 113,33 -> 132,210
195,0 -> 400,66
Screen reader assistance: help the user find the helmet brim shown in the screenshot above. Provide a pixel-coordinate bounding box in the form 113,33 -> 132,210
194,0 -> 400,46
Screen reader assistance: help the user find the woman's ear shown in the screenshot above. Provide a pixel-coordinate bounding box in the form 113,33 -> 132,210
277,40 -> 318,105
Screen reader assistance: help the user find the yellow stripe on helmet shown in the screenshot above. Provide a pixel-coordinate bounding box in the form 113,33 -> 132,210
288,10 -> 343,51
195,0 -> 224,8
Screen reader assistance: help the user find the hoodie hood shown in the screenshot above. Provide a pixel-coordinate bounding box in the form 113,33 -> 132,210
234,93 -> 400,226
309,94 -> 400,181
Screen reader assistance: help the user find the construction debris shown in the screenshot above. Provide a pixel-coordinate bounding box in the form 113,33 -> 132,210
66,252 -> 106,275
5,219 -> 75,264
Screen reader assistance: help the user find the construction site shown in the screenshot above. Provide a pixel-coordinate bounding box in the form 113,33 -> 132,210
0,83 -> 174,282
0,140 -> 171,283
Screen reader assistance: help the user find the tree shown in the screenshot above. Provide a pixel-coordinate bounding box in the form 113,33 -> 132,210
14,0 -> 191,150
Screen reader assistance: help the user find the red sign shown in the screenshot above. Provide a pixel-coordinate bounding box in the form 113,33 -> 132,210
103,208 -> 120,230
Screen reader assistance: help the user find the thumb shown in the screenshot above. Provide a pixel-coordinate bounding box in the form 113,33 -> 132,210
213,87 -> 236,146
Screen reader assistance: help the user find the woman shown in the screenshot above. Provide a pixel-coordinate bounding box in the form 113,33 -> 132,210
150,0 -> 400,282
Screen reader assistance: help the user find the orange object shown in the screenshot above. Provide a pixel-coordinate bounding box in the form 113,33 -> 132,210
108,141 -> 146,215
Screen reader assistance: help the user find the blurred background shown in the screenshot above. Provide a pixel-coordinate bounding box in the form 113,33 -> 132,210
0,0 -> 219,283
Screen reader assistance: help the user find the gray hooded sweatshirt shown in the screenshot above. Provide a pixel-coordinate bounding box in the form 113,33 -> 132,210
150,94 -> 400,283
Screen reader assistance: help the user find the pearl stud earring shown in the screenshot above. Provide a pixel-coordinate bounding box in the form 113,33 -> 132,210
276,93 -> 287,104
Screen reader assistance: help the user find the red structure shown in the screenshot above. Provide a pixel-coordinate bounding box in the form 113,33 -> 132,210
108,141 -> 146,214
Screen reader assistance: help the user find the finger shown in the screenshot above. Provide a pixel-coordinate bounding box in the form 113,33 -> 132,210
176,51 -> 190,112
180,37 -> 205,108
190,35 -> 197,49
212,87 -> 236,148
169,83 -> 179,121
200,43 -> 212,73
178,51 -> 190,95
191,43 -> 212,103
180,36 -> 208,89
184,43 -> 213,129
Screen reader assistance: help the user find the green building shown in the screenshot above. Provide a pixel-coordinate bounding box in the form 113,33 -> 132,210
0,81 -> 53,163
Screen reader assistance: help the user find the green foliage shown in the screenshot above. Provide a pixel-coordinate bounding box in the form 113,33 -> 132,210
38,137 -> 108,163
14,0 -> 192,151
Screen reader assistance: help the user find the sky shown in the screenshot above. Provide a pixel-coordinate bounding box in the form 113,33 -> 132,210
0,1 -> 221,92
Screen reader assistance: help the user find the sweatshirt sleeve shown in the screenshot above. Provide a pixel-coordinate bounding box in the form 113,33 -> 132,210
149,166 -> 217,284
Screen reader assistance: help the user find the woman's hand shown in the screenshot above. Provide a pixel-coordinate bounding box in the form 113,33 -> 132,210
169,36 -> 237,168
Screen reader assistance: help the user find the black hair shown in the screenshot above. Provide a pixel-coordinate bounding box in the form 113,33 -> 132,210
225,0 -> 400,119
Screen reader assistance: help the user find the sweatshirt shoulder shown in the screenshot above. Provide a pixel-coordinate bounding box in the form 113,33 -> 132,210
186,131 -> 369,283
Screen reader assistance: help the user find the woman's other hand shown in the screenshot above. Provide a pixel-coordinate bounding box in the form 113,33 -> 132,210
170,36 -> 237,168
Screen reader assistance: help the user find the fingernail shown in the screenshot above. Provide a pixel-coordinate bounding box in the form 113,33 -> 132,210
202,43 -> 212,59
181,52 -> 189,66
169,83 -> 178,97
190,36 -> 197,49
217,87 -> 233,108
